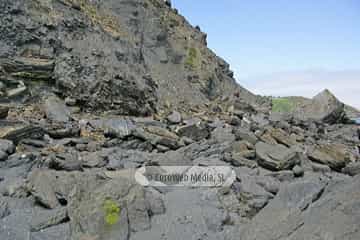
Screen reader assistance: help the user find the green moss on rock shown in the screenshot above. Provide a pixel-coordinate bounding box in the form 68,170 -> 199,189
185,47 -> 198,69
103,199 -> 121,225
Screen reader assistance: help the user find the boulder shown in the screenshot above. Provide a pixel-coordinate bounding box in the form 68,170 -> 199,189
233,127 -> 258,145
30,208 -> 69,232
45,122 -> 80,139
292,165 -> 304,177
167,111 -> 182,124
266,128 -> 296,147
81,151 -> 108,168
43,96 -> 71,122
67,176 -> 155,239
0,139 -> 16,154
211,124 -> 236,143
27,170 -> 60,209
0,121 -> 44,144
0,198 -> 10,219
0,151 -> 8,161
176,120 -> 210,141
89,118 -> 136,139
0,105 -> 9,119
255,142 -> 298,171
133,126 -> 183,150
47,152 -> 83,171
308,143 -> 352,171
296,89 -> 346,124
342,161 -> 360,176
241,176 -> 360,240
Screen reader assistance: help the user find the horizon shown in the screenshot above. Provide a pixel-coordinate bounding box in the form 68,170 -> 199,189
172,0 -> 360,109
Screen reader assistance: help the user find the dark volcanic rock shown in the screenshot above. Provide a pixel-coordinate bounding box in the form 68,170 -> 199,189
241,176 -> 360,240
0,105 -> 9,119
0,121 -> 44,144
0,0 -> 263,116
176,120 -> 210,141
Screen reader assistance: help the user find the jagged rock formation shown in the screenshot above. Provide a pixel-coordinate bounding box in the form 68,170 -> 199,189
271,89 -> 359,124
0,0 -> 264,116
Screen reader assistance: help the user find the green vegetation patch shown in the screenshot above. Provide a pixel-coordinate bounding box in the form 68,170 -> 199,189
185,47 -> 198,69
272,98 -> 295,113
11,71 -> 52,80
103,199 -> 121,225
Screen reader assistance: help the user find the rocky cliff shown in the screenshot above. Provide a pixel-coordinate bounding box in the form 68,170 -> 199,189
0,0 -> 264,116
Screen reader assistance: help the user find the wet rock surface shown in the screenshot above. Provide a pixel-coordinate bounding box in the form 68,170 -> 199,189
0,0 -> 359,240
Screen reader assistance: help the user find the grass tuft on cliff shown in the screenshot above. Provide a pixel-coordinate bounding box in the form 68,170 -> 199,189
272,97 -> 295,113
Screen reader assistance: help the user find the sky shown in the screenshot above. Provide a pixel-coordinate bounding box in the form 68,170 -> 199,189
172,0 -> 360,109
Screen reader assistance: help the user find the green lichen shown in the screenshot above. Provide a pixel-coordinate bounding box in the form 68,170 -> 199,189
272,98 -> 294,113
185,47 -> 198,69
103,199 -> 121,225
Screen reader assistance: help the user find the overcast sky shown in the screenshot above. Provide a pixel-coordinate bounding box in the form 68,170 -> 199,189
172,0 -> 360,109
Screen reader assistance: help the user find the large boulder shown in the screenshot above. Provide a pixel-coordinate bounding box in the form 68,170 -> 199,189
241,176 -> 360,240
43,96 -> 71,123
295,89 -> 346,124
307,143 -> 352,171
255,142 -> 298,171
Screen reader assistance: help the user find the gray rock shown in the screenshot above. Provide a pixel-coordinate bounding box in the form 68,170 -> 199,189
241,176 -> 360,240
293,165 -> 304,177
0,121 -> 44,144
0,105 -> 9,119
43,96 -> 71,122
255,142 -> 298,171
311,162 -> 332,173
167,111 -> 182,124
255,176 -> 281,195
81,151 -> 108,168
211,124 -> 236,143
0,139 -> 15,154
266,170 -> 295,182
131,188 -> 227,240
30,208 -> 69,232
233,127 -> 258,145
176,120 -> 210,141
89,118 -> 136,139
145,188 -> 166,216
295,89 -> 346,124
266,127 -> 296,147
342,161 -> 360,176
45,122 -> 80,139
28,170 -> 59,209
0,0 -> 262,116
0,198 -> 10,219
30,223 -> 70,240
0,151 -> 8,161
133,126 -> 183,150
68,178 -> 148,239
47,152 -> 82,171
308,143 -> 352,171
2,178 -> 28,198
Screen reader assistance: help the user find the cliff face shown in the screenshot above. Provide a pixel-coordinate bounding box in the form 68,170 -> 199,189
0,0 -> 260,116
